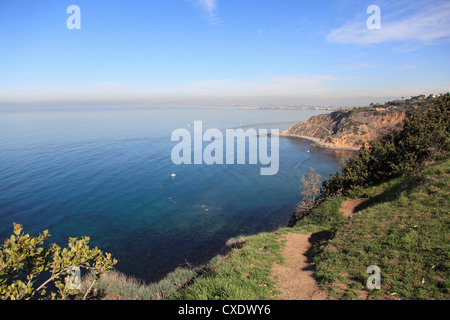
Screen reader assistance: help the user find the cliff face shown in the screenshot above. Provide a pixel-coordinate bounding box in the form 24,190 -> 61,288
282,110 -> 406,149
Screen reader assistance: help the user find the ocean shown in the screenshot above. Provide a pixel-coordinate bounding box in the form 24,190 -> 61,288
0,107 -> 356,282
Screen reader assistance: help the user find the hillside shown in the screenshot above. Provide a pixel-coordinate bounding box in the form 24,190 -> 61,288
161,158 -> 449,301
298,158 -> 450,299
282,109 -> 406,149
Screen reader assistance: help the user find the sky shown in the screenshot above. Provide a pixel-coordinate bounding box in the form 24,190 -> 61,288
0,0 -> 449,108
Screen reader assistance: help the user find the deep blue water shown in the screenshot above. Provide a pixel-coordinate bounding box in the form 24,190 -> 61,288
0,108 -> 356,282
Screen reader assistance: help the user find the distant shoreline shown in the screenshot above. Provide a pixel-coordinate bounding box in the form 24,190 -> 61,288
277,132 -> 361,151
0,105 -> 340,112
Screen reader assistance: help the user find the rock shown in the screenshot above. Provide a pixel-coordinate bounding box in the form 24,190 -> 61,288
225,236 -> 249,248
283,110 -> 406,149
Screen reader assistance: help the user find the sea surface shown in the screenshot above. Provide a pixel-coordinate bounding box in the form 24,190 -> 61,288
0,107 -> 357,282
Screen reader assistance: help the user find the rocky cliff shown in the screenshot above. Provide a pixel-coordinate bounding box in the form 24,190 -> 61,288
282,109 -> 406,149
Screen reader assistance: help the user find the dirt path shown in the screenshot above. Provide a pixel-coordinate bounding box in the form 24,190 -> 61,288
272,232 -> 327,300
272,199 -> 365,300
339,198 -> 364,217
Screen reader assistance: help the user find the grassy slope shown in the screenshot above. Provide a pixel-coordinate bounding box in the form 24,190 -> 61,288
170,159 -> 449,300
309,158 -> 450,300
169,230 -> 288,300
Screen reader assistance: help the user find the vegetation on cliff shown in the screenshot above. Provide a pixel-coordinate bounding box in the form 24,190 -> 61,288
283,109 -> 406,149
369,93 -> 445,111
283,93 -> 445,149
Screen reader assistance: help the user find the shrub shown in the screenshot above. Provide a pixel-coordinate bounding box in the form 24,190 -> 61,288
0,223 -> 117,300
289,168 -> 322,226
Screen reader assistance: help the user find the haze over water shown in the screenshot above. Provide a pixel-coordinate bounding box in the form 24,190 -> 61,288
0,107 -> 356,282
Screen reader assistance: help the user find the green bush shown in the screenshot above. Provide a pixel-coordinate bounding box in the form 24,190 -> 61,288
0,223 -> 117,300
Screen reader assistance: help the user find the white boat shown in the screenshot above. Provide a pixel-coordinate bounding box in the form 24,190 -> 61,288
171,173 -> 176,178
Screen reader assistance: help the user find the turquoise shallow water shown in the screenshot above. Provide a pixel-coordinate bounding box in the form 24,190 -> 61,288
0,108 -> 356,282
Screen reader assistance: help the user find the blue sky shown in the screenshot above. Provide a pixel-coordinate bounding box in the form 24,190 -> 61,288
0,0 -> 449,107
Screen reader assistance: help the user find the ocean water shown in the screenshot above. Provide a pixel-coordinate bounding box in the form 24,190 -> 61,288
0,107 -> 356,282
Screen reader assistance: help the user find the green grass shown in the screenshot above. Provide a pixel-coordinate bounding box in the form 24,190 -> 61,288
168,230 -> 289,300
294,195 -> 346,232
311,159 -> 450,300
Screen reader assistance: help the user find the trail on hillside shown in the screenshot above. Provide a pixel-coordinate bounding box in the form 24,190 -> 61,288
272,198 -> 363,300
339,198 -> 364,217
272,232 -> 327,300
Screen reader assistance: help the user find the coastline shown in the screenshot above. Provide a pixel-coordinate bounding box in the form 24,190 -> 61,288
277,132 -> 361,151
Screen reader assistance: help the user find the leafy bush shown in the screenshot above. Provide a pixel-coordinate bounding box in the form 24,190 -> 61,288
323,93 -> 450,196
0,223 -> 117,300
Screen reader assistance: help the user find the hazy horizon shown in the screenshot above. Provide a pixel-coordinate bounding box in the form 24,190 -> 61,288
0,94 -> 431,110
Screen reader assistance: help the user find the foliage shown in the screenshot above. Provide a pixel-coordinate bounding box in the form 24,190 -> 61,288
323,93 -> 450,197
289,168 -> 322,226
369,93 -> 443,111
0,223 -> 117,300
298,168 -> 322,210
